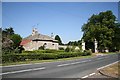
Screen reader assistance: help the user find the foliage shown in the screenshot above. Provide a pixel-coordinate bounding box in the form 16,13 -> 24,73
10,34 -> 22,48
81,50 -> 92,56
55,35 -> 62,45
59,47 -> 64,50
2,27 -> 14,37
111,23 -> 120,51
2,27 -> 22,54
22,49 -> 64,54
67,40 -> 81,46
38,46 -> 45,50
2,51 -> 92,63
65,47 -> 70,52
14,46 -> 24,53
81,10 -> 120,52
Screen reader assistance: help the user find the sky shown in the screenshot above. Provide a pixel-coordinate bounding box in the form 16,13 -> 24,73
2,2 -> 118,44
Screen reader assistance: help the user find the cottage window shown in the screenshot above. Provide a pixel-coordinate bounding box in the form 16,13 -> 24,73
44,43 -> 47,45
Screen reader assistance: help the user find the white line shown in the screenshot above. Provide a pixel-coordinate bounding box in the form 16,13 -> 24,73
1,59 -> 83,68
58,60 -> 92,67
97,61 -> 119,70
81,72 -> 95,78
57,63 -> 71,67
1,62 -> 51,68
0,67 -> 46,75
81,60 -> 88,63
82,75 -> 89,78
89,73 -> 95,76
70,62 -> 81,65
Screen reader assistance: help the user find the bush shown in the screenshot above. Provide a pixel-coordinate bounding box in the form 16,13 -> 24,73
44,49 -> 58,53
22,51 -> 37,53
81,50 -> 92,56
39,46 -> 45,50
2,50 -> 92,63
59,47 -> 64,50
57,52 -> 82,58
65,47 -> 70,52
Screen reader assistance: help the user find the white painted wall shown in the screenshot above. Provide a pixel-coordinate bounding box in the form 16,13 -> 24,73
23,41 -> 58,51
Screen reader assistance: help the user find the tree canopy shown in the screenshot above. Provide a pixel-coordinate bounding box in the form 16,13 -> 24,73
10,34 -> 22,48
2,27 -> 22,54
81,10 -> 120,52
67,40 -> 81,46
55,35 -> 62,45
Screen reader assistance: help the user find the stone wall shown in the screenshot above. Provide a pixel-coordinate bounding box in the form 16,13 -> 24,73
58,45 -> 80,50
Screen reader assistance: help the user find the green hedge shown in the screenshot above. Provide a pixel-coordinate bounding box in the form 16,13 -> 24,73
2,50 -> 92,63
82,50 -> 92,56
22,49 -> 65,54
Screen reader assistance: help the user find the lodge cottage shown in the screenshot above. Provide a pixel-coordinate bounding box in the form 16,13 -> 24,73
20,28 -> 59,51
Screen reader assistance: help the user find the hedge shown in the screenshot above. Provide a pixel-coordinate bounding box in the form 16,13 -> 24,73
2,50 -> 92,63
22,49 -> 65,54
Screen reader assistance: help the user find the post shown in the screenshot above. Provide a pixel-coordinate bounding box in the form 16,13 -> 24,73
94,39 -> 98,53
82,39 -> 85,52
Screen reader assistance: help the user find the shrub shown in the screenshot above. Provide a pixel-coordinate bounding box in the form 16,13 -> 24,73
65,47 -> 70,52
42,53 -> 58,59
81,50 -> 92,56
39,46 -> 45,50
57,52 -> 82,58
22,51 -> 36,53
45,49 -> 58,53
59,47 -> 64,50
2,50 -> 92,63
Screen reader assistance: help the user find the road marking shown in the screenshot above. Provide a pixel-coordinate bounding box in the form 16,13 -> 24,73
57,60 -> 92,67
89,73 -> 95,76
70,62 -> 81,65
81,72 -> 95,78
97,60 -> 119,70
81,60 -> 89,63
57,63 -> 71,67
82,75 -> 89,78
0,67 -> 46,75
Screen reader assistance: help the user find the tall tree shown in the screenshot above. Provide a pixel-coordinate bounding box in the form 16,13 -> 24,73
2,27 -> 14,37
2,27 -> 22,54
10,34 -> 22,49
111,23 -> 120,51
55,35 -> 62,45
67,40 -> 82,46
82,10 -> 119,52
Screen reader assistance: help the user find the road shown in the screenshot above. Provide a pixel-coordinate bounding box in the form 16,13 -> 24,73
1,53 -> 119,79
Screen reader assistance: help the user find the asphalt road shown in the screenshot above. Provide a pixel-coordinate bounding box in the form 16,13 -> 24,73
1,53 -> 119,79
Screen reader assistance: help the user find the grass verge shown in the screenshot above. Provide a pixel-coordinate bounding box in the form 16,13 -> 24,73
99,61 -> 119,78
1,55 -> 92,66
